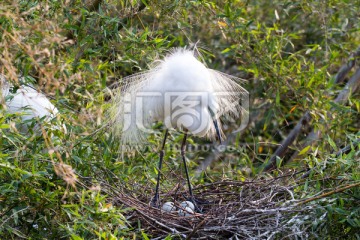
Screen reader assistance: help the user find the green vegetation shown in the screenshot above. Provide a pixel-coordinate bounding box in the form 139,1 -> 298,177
0,0 -> 359,239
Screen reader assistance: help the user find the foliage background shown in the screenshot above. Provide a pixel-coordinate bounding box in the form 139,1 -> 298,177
0,0 -> 359,239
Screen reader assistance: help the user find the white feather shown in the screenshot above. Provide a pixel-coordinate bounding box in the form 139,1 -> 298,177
108,48 -> 248,144
6,86 -> 58,121
1,76 -> 59,132
0,75 -> 10,98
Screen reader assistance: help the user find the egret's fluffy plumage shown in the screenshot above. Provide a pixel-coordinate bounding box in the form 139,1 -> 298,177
6,86 -> 59,121
1,76 -> 59,131
109,48 -> 248,144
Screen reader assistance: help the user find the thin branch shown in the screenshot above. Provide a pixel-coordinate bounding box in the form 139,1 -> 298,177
335,47 -> 360,83
195,133 -> 236,176
289,67 -> 360,162
195,107 -> 259,175
185,218 -> 208,240
334,67 -> 360,104
264,47 -> 360,171
300,138 -> 360,179
298,182 -> 360,205
263,112 -> 311,171
335,138 -> 360,157
135,208 -> 188,237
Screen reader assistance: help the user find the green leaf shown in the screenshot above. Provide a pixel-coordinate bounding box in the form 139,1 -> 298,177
299,145 -> 311,155
71,234 -> 84,240
327,135 -> 338,151
0,124 -> 10,129
141,231 -> 150,240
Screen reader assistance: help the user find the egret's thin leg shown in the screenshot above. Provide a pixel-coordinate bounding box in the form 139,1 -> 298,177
213,119 -> 222,144
151,129 -> 169,207
208,107 -> 222,144
180,132 -> 194,200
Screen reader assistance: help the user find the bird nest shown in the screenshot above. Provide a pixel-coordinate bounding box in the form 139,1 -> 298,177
105,172 -> 320,239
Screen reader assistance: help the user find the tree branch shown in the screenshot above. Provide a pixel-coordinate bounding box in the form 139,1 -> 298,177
264,46 -> 360,171
298,182 -> 360,205
263,112 -> 311,171
289,67 -> 360,162
300,138 -> 360,179
335,47 -> 360,83
195,133 -> 236,177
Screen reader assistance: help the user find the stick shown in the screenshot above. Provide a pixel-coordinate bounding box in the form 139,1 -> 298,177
289,67 -> 360,162
264,47 -> 360,171
335,47 -> 360,83
335,138 -> 360,157
135,208 -> 189,237
298,182 -> 360,205
186,218 -> 208,240
195,133 -> 236,176
300,138 -> 360,179
263,112 -> 311,171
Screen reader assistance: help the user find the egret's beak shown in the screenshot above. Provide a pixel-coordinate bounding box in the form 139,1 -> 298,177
213,119 -> 222,144
208,106 -> 222,144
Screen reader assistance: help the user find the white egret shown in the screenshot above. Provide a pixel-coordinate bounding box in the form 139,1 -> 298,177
1,75 -> 59,132
109,48 -> 248,209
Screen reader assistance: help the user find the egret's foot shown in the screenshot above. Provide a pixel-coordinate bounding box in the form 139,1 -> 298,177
150,195 -> 160,208
188,196 -> 210,205
186,196 -> 209,213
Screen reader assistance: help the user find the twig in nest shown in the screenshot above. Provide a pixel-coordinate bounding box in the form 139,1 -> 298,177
99,175 -> 326,239
298,182 -> 360,205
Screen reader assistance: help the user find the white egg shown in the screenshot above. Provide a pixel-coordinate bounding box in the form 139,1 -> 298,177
178,206 -> 194,216
180,201 -> 195,211
162,202 -> 176,212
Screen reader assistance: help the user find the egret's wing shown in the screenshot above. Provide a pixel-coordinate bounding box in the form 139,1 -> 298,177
209,69 -> 248,115
7,86 -> 58,121
107,68 -> 161,145
107,49 -> 250,145
208,69 -> 249,136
